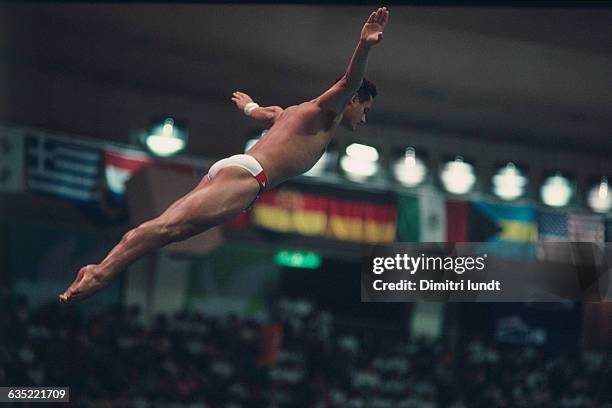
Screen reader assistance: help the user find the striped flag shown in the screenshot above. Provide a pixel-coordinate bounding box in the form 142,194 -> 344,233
26,132 -> 101,202
252,189 -> 328,236
252,187 -> 397,243
326,197 -> 396,242
537,210 -> 605,262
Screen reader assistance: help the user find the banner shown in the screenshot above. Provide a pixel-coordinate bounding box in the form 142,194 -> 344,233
252,187 -> 397,243
26,132 -> 101,202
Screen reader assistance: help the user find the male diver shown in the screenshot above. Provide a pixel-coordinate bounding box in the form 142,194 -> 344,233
60,7 -> 389,303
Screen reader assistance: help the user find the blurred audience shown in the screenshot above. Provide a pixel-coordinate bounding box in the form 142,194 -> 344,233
0,290 -> 609,407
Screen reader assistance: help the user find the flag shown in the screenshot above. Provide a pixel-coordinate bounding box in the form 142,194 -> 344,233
397,187 -> 446,242
0,129 -> 25,192
536,209 -> 570,262
446,199 -> 469,243
470,201 -> 537,242
537,210 -> 568,241
537,211 -> 605,244
252,189 -> 328,236
26,132 -> 101,202
447,199 -> 537,258
251,187 -> 397,243
536,211 -> 605,262
326,198 -> 396,242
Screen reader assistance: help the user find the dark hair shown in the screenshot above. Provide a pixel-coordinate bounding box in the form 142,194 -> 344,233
357,77 -> 377,102
334,76 -> 377,102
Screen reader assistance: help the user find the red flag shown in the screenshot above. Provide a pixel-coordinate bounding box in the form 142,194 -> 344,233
446,199 -> 469,242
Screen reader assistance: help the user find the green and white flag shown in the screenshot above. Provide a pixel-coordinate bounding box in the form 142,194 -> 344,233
397,186 -> 446,242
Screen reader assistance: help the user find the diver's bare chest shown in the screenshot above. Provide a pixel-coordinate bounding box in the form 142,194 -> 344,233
277,103 -> 339,134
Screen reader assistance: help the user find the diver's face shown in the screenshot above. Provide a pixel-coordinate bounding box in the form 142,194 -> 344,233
342,96 -> 373,131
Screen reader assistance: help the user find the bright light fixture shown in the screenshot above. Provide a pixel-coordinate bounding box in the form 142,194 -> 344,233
493,162 -> 527,200
340,143 -> 379,182
440,156 -> 476,195
144,118 -> 188,157
587,177 -> 611,213
540,173 -> 573,207
345,143 -> 379,162
392,147 -> 427,187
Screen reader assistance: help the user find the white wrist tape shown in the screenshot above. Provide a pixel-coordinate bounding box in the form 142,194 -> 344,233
244,102 -> 260,116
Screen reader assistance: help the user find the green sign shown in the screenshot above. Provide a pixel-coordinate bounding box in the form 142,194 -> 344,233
274,250 -> 322,269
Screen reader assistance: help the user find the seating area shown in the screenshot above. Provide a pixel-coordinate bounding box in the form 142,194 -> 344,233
1,291 -> 608,408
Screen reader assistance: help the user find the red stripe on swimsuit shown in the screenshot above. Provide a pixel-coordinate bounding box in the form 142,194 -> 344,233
254,171 -> 268,193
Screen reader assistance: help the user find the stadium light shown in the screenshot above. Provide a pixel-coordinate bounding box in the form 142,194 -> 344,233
540,172 -> 573,207
144,118 -> 188,157
340,142 -> 380,182
392,147 -> 427,188
440,156 -> 476,195
493,162 -> 527,201
587,176 -> 611,213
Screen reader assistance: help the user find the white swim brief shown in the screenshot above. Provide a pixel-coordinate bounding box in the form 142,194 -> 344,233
207,154 -> 269,194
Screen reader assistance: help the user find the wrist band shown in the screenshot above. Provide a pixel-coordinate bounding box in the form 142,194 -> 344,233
244,102 -> 260,116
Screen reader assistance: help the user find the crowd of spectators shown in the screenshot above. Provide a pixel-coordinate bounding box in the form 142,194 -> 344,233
1,290 -> 609,407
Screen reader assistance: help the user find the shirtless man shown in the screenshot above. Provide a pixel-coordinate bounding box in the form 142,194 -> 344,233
59,6 -> 389,303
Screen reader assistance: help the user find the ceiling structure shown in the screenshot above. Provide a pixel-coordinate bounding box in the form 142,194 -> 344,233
1,3 -> 612,158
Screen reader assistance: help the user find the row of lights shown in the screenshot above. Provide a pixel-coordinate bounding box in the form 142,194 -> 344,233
300,142 -> 611,214
139,121 -> 610,213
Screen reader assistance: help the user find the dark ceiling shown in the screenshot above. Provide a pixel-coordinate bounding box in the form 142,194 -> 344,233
1,3 -> 612,157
